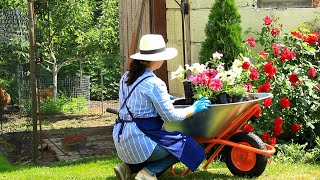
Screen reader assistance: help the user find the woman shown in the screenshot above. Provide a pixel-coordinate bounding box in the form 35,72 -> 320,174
113,34 -> 211,180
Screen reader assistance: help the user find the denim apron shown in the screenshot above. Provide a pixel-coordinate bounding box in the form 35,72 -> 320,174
116,76 -> 205,172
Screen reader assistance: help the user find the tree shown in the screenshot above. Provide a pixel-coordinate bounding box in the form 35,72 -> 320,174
199,0 -> 243,69
35,0 -> 93,99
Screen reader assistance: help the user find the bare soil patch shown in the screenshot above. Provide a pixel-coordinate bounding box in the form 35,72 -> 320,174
0,100 -> 118,165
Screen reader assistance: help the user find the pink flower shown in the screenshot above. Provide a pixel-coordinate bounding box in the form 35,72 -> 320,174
309,67 -> 317,78
208,78 -> 223,91
259,51 -> 269,59
263,16 -> 273,25
247,37 -> 256,47
271,28 -> 280,36
243,82 -> 252,92
272,43 -> 281,55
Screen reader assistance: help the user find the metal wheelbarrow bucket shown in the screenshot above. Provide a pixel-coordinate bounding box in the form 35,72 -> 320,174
165,93 -> 276,178
164,93 -> 272,138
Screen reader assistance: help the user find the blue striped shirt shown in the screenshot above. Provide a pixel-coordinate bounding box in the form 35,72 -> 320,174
112,68 -> 187,164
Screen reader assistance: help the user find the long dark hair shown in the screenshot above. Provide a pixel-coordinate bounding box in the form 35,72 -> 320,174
125,60 -> 148,85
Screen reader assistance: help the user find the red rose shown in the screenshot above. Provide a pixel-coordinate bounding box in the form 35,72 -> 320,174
280,97 -> 290,109
274,117 -> 283,127
247,37 -> 256,47
264,61 -> 277,78
272,43 -> 281,55
273,126 -> 283,137
242,61 -> 250,70
280,47 -> 296,62
263,16 -> 273,25
304,32 -> 319,45
263,97 -> 272,107
271,28 -> 280,36
269,137 -> 277,147
289,74 -> 299,84
243,124 -> 254,132
317,84 -> 320,92
259,51 -> 269,59
253,108 -> 262,117
290,124 -> 301,132
309,67 -> 317,78
260,132 -> 270,141
250,68 -> 259,80
261,82 -> 271,92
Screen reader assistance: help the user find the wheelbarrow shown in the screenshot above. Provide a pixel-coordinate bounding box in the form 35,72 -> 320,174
163,93 -> 276,177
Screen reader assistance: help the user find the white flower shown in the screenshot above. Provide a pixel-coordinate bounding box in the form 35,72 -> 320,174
232,67 -> 243,77
171,65 -> 185,81
217,63 -> 225,72
187,63 -> 206,75
232,59 -> 242,68
243,57 -> 250,63
212,52 -> 223,59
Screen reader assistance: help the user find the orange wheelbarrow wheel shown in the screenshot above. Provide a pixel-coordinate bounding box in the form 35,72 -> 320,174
225,132 -> 268,177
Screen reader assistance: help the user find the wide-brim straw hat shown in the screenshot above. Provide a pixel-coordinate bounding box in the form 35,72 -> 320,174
130,34 -> 177,61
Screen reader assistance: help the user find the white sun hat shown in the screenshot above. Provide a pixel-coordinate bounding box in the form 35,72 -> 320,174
130,34 -> 178,61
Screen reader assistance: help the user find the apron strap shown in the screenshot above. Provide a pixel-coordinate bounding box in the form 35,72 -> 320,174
116,75 -> 152,142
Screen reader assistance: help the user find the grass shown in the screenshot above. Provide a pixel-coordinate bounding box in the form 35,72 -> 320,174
0,154 -> 319,180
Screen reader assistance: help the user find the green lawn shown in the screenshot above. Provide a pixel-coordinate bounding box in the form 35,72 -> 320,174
0,154 -> 319,180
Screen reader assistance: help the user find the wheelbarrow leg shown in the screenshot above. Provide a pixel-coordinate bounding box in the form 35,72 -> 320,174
203,144 -> 225,169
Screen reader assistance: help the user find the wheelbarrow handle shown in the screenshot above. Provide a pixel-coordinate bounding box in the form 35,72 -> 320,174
106,108 -> 117,114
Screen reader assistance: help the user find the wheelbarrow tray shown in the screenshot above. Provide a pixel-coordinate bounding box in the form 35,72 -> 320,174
163,93 -> 273,138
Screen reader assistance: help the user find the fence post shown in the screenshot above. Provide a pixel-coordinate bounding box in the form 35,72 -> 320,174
101,69 -> 104,114
27,0 -> 38,163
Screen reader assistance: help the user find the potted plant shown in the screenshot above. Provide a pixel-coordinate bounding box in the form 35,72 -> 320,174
171,52 -> 253,104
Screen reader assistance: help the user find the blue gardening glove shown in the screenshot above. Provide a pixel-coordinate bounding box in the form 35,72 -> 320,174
192,97 -> 211,114
169,95 -> 175,100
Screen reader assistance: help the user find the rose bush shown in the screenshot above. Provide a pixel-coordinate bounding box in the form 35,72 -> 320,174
244,16 -> 320,147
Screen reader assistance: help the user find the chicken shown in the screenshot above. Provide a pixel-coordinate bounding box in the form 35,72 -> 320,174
0,84 -> 11,111
37,85 -> 54,100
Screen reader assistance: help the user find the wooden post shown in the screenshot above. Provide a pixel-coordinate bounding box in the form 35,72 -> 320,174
183,0 -> 191,66
27,0 -> 38,163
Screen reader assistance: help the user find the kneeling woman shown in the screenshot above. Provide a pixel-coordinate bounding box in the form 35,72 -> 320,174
113,34 -> 211,180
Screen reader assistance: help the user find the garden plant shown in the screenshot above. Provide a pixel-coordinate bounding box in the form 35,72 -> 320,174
243,16 -> 319,147
199,0 -> 243,68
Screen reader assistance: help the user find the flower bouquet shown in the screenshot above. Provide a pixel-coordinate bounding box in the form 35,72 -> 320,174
171,52 -> 256,104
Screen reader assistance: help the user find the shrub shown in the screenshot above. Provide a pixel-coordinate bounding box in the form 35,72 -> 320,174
274,137 -> 320,164
199,0 -> 243,69
244,16 -> 320,147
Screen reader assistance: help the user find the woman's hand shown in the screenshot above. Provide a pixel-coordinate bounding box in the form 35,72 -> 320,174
192,97 -> 211,114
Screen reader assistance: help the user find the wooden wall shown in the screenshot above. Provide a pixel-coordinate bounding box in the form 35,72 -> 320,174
119,0 -> 151,73
119,0 -> 169,87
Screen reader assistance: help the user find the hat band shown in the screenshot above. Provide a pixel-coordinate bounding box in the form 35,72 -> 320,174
140,47 -> 166,54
